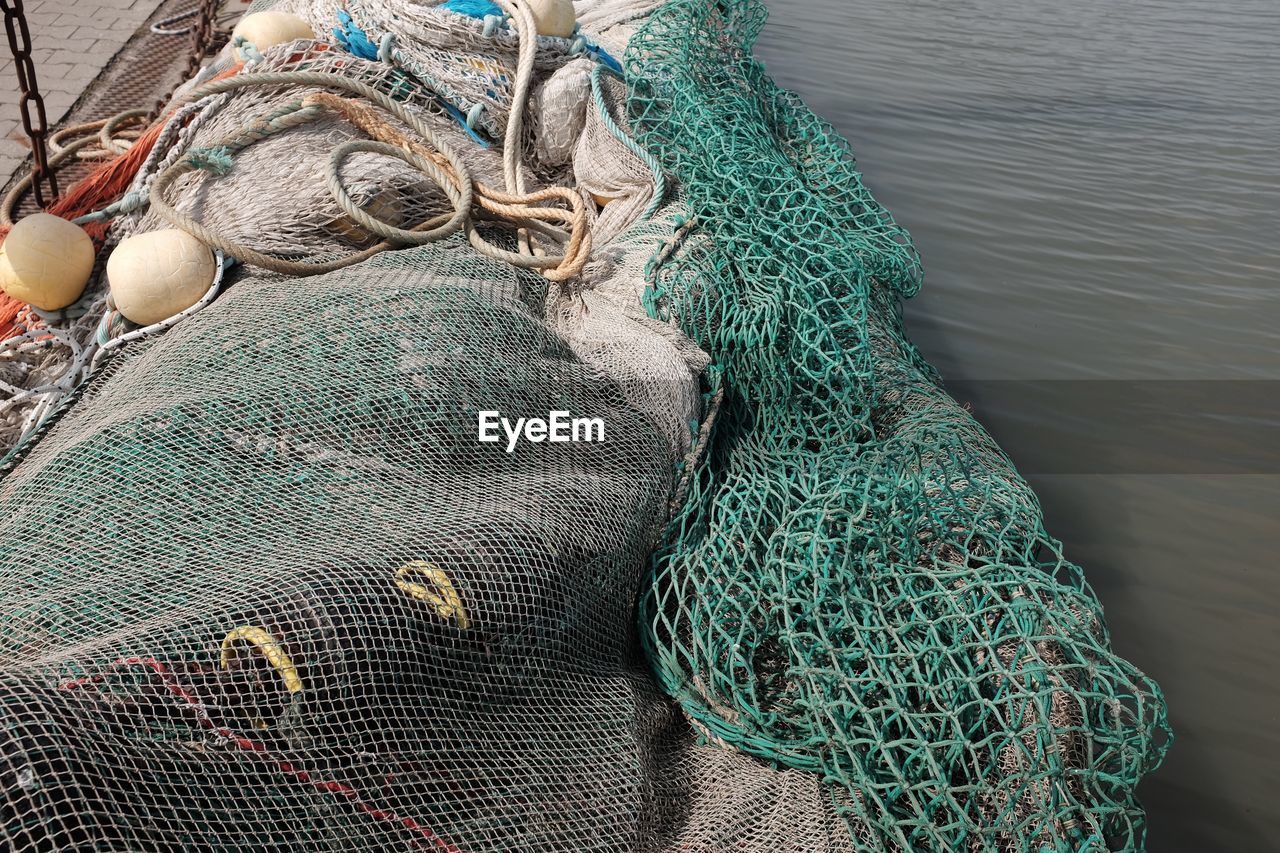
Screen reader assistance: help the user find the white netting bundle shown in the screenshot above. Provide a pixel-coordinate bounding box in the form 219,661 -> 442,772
0,0 -> 682,460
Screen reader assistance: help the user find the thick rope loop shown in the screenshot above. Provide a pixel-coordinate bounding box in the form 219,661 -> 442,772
99,109 -> 151,155
307,89 -> 591,278
493,0 -> 537,198
220,626 -> 304,695
327,139 -> 462,245
1,135 -> 99,226
173,71 -> 477,218
140,71 -> 482,276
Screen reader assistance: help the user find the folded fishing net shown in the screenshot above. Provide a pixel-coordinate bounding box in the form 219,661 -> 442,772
0,0 -> 1168,850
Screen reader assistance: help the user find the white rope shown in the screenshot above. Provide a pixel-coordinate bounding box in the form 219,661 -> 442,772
94,250 -> 228,362
0,328 -> 89,405
0,326 -> 94,440
494,0 -> 540,258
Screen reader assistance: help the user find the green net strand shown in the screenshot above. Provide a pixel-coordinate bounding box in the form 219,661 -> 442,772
629,1 -> 1170,850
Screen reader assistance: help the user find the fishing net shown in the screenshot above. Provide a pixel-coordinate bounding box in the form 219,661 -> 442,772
629,1 -> 1171,848
0,0 -> 1168,850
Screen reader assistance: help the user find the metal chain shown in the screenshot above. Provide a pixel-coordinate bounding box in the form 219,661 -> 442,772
1,0 -> 58,208
150,0 -> 219,119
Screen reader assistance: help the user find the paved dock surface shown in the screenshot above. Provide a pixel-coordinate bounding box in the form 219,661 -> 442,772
0,0 -> 169,185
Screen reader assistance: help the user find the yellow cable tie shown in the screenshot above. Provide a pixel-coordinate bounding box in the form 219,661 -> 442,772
394,561 -> 471,630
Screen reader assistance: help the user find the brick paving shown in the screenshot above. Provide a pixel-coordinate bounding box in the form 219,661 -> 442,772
0,0 -> 169,186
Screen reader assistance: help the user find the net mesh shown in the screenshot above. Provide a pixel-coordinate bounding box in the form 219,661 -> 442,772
0,0 -> 1168,850
629,1 -> 1170,850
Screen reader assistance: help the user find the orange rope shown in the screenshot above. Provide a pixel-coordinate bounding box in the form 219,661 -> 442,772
0,63 -> 246,339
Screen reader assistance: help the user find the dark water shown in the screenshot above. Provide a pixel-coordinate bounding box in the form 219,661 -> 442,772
757,1 -> 1280,849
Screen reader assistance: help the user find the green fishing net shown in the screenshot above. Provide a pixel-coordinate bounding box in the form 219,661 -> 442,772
631,1 -> 1169,850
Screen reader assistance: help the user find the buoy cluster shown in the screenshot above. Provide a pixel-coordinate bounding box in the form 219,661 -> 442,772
0,213 -> 218,327
0,12 -> 325,327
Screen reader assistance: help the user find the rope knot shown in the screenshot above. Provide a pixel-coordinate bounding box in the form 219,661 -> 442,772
377,32 -> 397,64
187,146 -> 235,176
481,14 -> 506,38
332,10 -> 381,61
231,35 -> 265,64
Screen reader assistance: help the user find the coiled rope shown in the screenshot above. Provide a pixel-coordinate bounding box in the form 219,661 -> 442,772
48,110 -> 150,161
1,133 -> 109,227
309,91 -> 589,279
144,1 -> 592,282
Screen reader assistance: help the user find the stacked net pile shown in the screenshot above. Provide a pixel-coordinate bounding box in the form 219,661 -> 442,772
0,0 -> 1168,850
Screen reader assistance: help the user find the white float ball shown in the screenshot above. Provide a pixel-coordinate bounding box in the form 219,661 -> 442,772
0,213 -> 95,311
526,0 -> 576,38
230,11 -> 314,52
107,229 -> 217,326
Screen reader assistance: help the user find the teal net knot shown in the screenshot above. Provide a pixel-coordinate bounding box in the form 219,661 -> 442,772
186,146 -> 235,176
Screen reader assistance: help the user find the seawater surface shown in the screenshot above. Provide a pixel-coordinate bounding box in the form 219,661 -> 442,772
757,0 -> 1280,849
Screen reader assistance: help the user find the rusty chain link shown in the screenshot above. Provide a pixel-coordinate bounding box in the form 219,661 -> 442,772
1,0 -> 57,208
150,0 -> 220,120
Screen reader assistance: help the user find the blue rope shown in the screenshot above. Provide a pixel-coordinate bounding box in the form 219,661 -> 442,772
332,9 -> 380,61
570,29 -> 624,76
441,0 -> 503,19
591,64 -> 666,222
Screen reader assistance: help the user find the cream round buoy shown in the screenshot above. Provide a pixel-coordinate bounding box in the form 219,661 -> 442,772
230,11 -> 314,52
0,213 -> 95,311
526,0 -> 576,38
107,229 -> 217,326
590,192 -> 617,208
